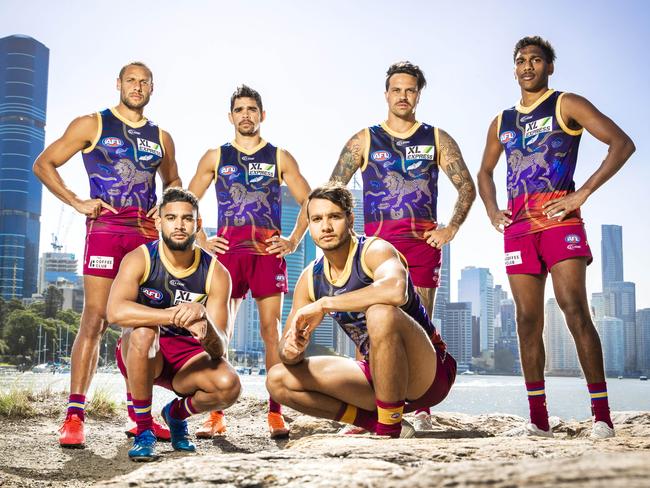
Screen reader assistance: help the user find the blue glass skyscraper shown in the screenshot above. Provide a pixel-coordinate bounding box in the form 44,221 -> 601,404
0,35 -> 49,298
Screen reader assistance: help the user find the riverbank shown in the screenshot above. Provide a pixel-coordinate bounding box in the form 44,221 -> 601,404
0,390 -> 648,487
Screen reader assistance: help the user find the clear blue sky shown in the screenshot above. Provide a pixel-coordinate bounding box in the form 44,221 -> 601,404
2,0 -> 649,307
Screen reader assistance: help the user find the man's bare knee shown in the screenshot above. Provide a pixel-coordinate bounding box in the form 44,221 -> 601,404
266,364 -> 289,400
214,371 -> 241,407
128,327 -> 156,356
366,304 -> 399,338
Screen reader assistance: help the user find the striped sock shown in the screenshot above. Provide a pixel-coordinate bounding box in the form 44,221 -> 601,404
376,399 -> 404,438
334,403 -> 378,431
588,382 -> 613,428
269,398 -> 282,414
126,392 -> 136,422
169,397 -> 198,421
526,380 -> 550,431
415,407 -> 430,415
132,398 -> 153,435
66,394 -> 86,421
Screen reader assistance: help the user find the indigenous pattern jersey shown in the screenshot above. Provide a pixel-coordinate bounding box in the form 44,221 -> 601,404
82,108 -> 164,237
137,240 -> 216,338
498,90 -> 583,238
213,140 -> 282,254
308,236 -> 445,359
362,122 -> 439,244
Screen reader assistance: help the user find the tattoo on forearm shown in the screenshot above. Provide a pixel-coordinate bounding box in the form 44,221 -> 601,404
201,323 -> 225,359
439,132 -> 476,227
330,133 -> 363,184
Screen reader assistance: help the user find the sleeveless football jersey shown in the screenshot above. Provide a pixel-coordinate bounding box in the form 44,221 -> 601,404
362,122 -> 439,243
308,235 -> 445,359
213,140 -> 282,254
82,108 -> 164,237
498,90 -> 583,238
137,240 -> 217,338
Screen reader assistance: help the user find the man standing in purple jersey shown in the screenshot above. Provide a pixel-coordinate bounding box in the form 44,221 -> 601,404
477,36 -> 635,439
189,85 -> 311,438
329,61 -> 475,430
33,62 -> 180,448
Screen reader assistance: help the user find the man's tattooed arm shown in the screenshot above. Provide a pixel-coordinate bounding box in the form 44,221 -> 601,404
329,129 -> 367,184
438,129 -> 476,229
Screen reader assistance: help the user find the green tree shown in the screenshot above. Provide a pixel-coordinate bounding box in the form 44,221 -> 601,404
2,310 -> 58,363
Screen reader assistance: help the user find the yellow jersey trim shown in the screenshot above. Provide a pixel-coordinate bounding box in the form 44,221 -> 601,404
109,107 -> 148,128
82,112 -> 102,154
212,147 -> 222,184
361,127 -> 371,172
556,93 -> 584,136
433,127 -> 441,165
516,89 -> 555,114
232,139 -> 267,155
380,121 -> 421,139
205,256 -> 217,295
276,147 -> 284,184
306,262 -> 316,302
496,112 -> 503,139
158,242 -> 201,278
360,236 -> 379,279
139,245 -> 151,286
323,236 -> 358,286
158,127 -> 166,158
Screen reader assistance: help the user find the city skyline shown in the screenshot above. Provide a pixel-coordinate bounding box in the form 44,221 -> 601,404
1,2 -> 648,309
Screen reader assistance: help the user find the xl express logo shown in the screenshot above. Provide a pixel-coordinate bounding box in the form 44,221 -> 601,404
248,162 -> 275,178
173,289 -> 207,305
405,145 -> 435,161
523,117 -> 553,145
137,138 -> 162,157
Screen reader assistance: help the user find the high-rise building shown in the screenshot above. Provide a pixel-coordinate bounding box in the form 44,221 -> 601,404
544,298 -> 580,374
606,281 -> 637,373
0,35 -> 49,299
595,316 -> 625,377
38,251 -> 78,293
458,267 -> 494,353
442,302 -> 472,370
591,291 -> 615,320
601,224 -> 623,290
636,309 -> 650,375
434,238 -> 450,323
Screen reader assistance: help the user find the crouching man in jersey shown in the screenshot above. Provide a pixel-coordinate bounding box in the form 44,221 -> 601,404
107,188 -> 240,461
266,184 -> 456,438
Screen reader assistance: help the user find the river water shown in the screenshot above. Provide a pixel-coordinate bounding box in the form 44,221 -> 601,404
2,371 -> 648,420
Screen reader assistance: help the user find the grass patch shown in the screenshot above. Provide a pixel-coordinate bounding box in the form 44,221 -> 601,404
87,387 -> 119,419
0,388 -> 36,418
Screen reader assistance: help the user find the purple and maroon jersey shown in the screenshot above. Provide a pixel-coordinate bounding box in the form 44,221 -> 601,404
362,122 -> 440,244
308,236 -> 445,359
213,140 -> 282,254
137,240 -> 217,338
498,90 -> 583,238
82,108 -> 164,238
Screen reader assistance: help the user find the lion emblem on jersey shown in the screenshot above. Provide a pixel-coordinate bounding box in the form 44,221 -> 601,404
507,147 -> 553,197
107,158 -> 153,206
377,170 -> 431,209
227,183 -> 272,221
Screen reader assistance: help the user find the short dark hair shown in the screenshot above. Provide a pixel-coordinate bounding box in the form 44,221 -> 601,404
513,36 -> 556,63
230,84 -> 263,112
385,61 -> 427,91
159,187 -> 199,214
307,183 -> 355,217
118,61 -> 153,82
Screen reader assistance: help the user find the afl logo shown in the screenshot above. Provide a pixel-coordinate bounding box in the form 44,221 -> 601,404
142,288 -> 163,301
102,137 -> 123,147
275,274 -> 286,282
500,131 -> 515,144
372,150 -> 391,162
565,234 -> 581,244
219,165 -> 238,176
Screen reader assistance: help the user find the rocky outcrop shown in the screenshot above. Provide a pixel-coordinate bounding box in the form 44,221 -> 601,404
96,410 -> 650,487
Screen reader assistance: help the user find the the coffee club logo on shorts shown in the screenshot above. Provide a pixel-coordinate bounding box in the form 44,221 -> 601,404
88,255 -> 114,270
137,138 -> 162,157
248,162 -> 275,177
406,145 -> 435,160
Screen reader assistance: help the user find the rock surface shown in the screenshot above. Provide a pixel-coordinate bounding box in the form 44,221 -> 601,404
1,394 -> 648,487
